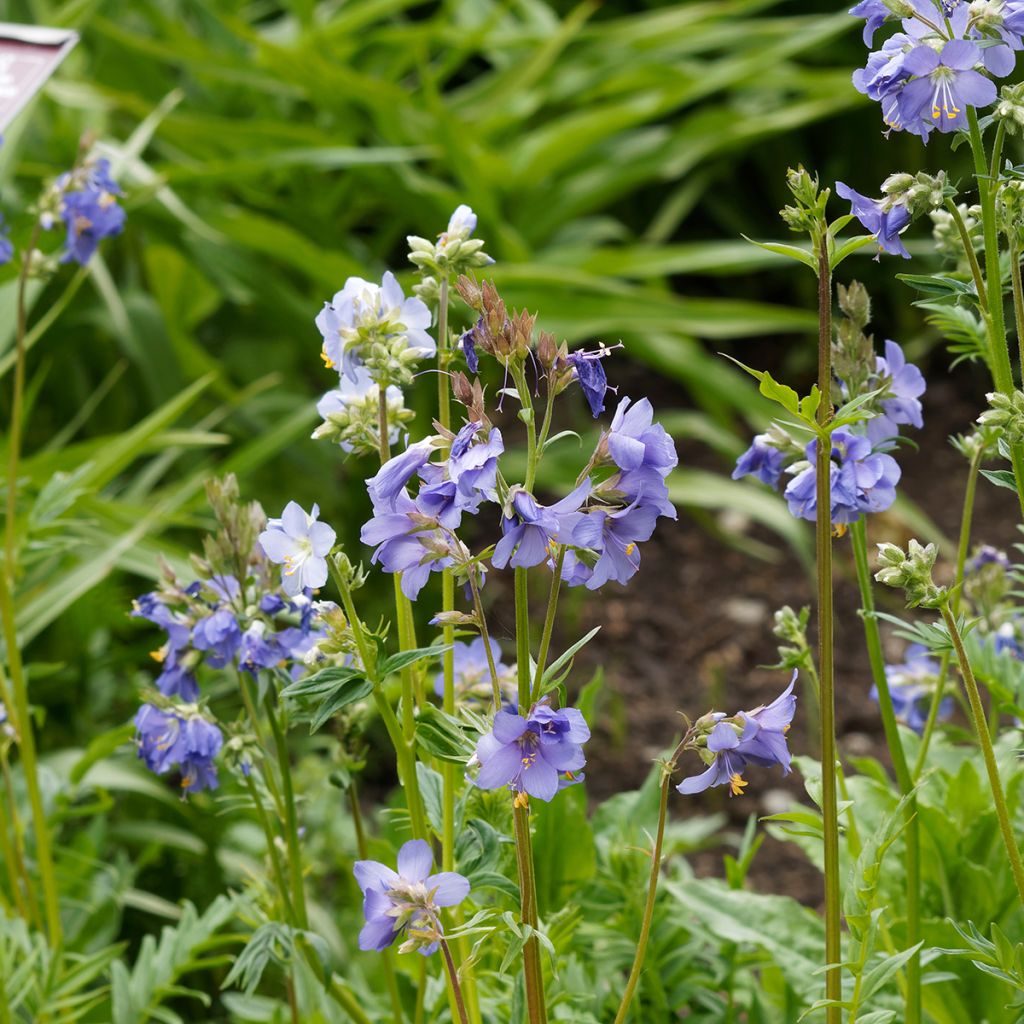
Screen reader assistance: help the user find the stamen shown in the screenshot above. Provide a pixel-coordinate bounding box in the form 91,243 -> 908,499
729,773 -> 748,796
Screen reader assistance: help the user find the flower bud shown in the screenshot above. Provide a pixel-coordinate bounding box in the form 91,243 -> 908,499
978,389 -> 1024,442
875,539 -> 947,608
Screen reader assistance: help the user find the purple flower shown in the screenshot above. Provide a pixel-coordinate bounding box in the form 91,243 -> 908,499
461,318 -> 482,373
732,434 -> 786,488
353,839 -> 469,955
875,339 -> 925,429
835,182 -> 911,260
316,272 -> 434,380
607,397 -> 678,478
870,644 -> 950,734
677,676 -> 796,796
131,593 -> 198,700
896,39 -> 997,134
968,545 -> 1010,573
783,428 -> 901,525
852,33 -> 918,133
258,501 -> 336,597
368,439 -> 436,508
563,499 -> 660,590
134,704 -> 222,794
192,608 -> 242,668
472,701 -> 589,802
360,490 -> 451,600
238,622 -> 286,675
0,215 -> 12,266
850,0 -> 892,45
567,348 -> 609,418
58,159 -> 125,265
492,480 -> 591,570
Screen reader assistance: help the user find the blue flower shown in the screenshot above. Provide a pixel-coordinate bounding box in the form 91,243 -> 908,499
567,348 -> 609,417
783,428 -> 901,524
562,499 -> 661,590
360,490 -> 452,600
433,637 -> 516,704
871,644 -> 950,734
607,397 -> 678,478
677,676 -> 796,796
134,704 -> 222,795
191,608 -> 242,668
874,338 -> 926,432
316,272 -> 434,380
368,439 -> 436,508
850,0 -> 893,45
258,501 -> 337,597
444,204 -> 478,240
353,839 -> 469,955
732,434 -> 786,487
57,158 -> 125,265
492,480 -> 591,570
0,215 -> 12,266
968,545 -> 1010,573
836,182 -> 911,259
131,592 -> 199,700
897,39 -> 997,134
460,318 -> 482,373
316,366 -> 406,452
472,701 -> 589,802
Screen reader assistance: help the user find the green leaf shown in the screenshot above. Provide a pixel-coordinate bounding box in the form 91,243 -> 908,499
380,644 -> 451,677
309,677 -> 374,732
981,468 -> 1018,492
280,665 -> 364,700
742,235 -> 816,271
414,704 -> 472,763
541,626 -> 601,688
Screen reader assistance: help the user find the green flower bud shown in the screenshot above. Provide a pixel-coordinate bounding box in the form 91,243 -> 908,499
875,539 -> 947,608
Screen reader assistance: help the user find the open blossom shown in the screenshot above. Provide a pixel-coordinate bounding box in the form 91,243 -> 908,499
360,490 -> 453,600
607,396 -> 678,478
732,434 -> 786,487
314,366 -> 407,452
897,40 -> 997,133
836,182 -> 911,259
191,608 -> 242,668
354,839 -> 469,955
472,701 -> 589,803
677,676 -> 796,797
871,644 -> 951,734
493,481 -> 591,569
784,429 -> 900,525
56,158 -> 126,265
563,499 -> 661,590
433,637 -> 516,704
444,204 -> 477,240
134,704 -> 222,795
871,338 -> 926,440
259,501 -> 336,597
316,272 -> 434,380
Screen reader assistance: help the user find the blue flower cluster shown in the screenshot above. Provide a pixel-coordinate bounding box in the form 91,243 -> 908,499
677,675 -> 797,796
132,533 -> 335,794
471,699 -> 591,804
50,157 -> 126,265
850,0 -> 1016,138
733,339 -> 924,525
871,643 -> 951,734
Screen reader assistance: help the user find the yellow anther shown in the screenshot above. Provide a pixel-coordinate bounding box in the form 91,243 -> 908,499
321,349 -> 335,369
625,543 -> 636,556
149,645 -> 167,663
729,773 -> 748,797
832,523 -> 848,539
513,790 -> 530,809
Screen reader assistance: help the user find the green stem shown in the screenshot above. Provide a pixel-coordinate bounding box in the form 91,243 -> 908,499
515,568 -> 531,712
513,802 -> 547,1024
330,562 -> 427,839
612,766 -> 670,1024
264,694 -> 308,930
330,978 -> 376,1024
941,603 -> 1024,908
244,773 -> 296,926
967,111 -> 1024,517
914,448 -> 982,776
466,571 -> 502,712
814,240 -> 841,1023
849,517 -> 920,1024
1011,248 -> 1024,386
437,275 -> 451,434
440,939 -> 470,1024
0,571 -> 60,942
945,198 -> 988,311
0,750 -> 31,922
530,547 -> 564,705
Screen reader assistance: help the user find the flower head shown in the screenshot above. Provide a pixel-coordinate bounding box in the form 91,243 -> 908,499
313,366 -> 410,454
51,157 -> 125,265
732,433 -> 787,487
836,181 -> 911,259
492,480 -> 591,570
353,839 -> 469,955
134,703 -> 222,795
316,272 -> 434,383
471,700 -> 589,802
897,39 -> 997,133
677,675 -> 797,796
259,501 -> 336,597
